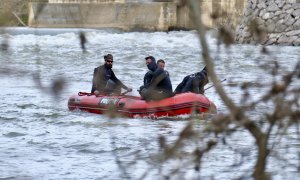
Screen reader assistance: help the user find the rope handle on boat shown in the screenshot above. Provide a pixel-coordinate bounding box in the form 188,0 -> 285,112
78,90 -> 132,97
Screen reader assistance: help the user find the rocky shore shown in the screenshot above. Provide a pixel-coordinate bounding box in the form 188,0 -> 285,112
235,0 -> 300,46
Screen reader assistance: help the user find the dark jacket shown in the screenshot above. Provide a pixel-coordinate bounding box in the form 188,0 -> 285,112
174,75 -> 191,93
140,56 -> 157,91
143,70 -> 153,86
175,66 -> 208,94
91,64 -> 128,93
146,67 -> 173,95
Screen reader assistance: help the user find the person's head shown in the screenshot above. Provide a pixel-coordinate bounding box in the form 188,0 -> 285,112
145,56 -> 157,71
104,54 -> 113,69
157,59 -> 165,69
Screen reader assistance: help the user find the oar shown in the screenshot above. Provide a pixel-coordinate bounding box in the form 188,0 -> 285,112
204,78 -> 227,91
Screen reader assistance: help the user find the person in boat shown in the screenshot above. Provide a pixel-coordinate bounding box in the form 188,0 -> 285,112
174,66 -> 209,95
140,57 -> 169,88
139,56 -> 173,101
142,56 -> 156,88
157,59 -> 170,77
91,54 -> 132,95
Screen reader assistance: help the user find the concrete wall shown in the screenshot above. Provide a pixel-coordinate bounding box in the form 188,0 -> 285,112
176,0 -> 247,30
28,0 -> 247,31
28,2 -> 177,31
48,0 -> 124,3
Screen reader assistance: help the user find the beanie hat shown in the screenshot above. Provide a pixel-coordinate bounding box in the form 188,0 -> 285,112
104,54 -> 113,60
145,56 -> 155,61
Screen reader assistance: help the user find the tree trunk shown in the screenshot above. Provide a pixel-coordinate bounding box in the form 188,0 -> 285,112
253,134 -> 269,180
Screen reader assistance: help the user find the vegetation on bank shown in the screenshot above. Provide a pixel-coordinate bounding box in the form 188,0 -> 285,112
0,0 -> 27,26
0,0 -> 48,26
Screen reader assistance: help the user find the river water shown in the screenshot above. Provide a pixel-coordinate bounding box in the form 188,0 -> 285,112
0,27 -> 299,179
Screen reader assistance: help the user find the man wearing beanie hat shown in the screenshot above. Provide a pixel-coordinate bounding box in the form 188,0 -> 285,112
174,66 -> 208,94
91,54 -> 132,95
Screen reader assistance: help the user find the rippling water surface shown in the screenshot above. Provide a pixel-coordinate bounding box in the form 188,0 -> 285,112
0,28 -> 299,179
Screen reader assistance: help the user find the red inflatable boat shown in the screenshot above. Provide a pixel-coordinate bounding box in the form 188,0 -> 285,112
68,92 -> 217,118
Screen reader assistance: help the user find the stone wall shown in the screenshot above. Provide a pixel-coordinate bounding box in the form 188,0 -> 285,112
235,0 -> 300,46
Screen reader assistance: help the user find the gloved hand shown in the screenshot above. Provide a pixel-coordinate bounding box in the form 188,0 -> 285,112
138,86 -> 144,95
139,85 -> 144,91
94,90 -> 100,96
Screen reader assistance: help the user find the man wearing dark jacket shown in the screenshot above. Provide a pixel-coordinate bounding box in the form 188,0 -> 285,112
139,56 -> 173,101
174,66 -> 208,94
142,56 -> 156,88
91,54 -> 131,95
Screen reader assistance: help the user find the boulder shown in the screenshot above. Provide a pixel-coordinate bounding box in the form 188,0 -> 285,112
292,38 -> 300,46
266,3 -> 280,11
293,19 -> 300,28
284,15 -> 296,26
286,29 -> 300,36
292,9 -> 300,17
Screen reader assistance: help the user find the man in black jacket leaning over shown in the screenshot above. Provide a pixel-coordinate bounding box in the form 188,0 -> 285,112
91,54 -> 132,95
174,66 -> 208,95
